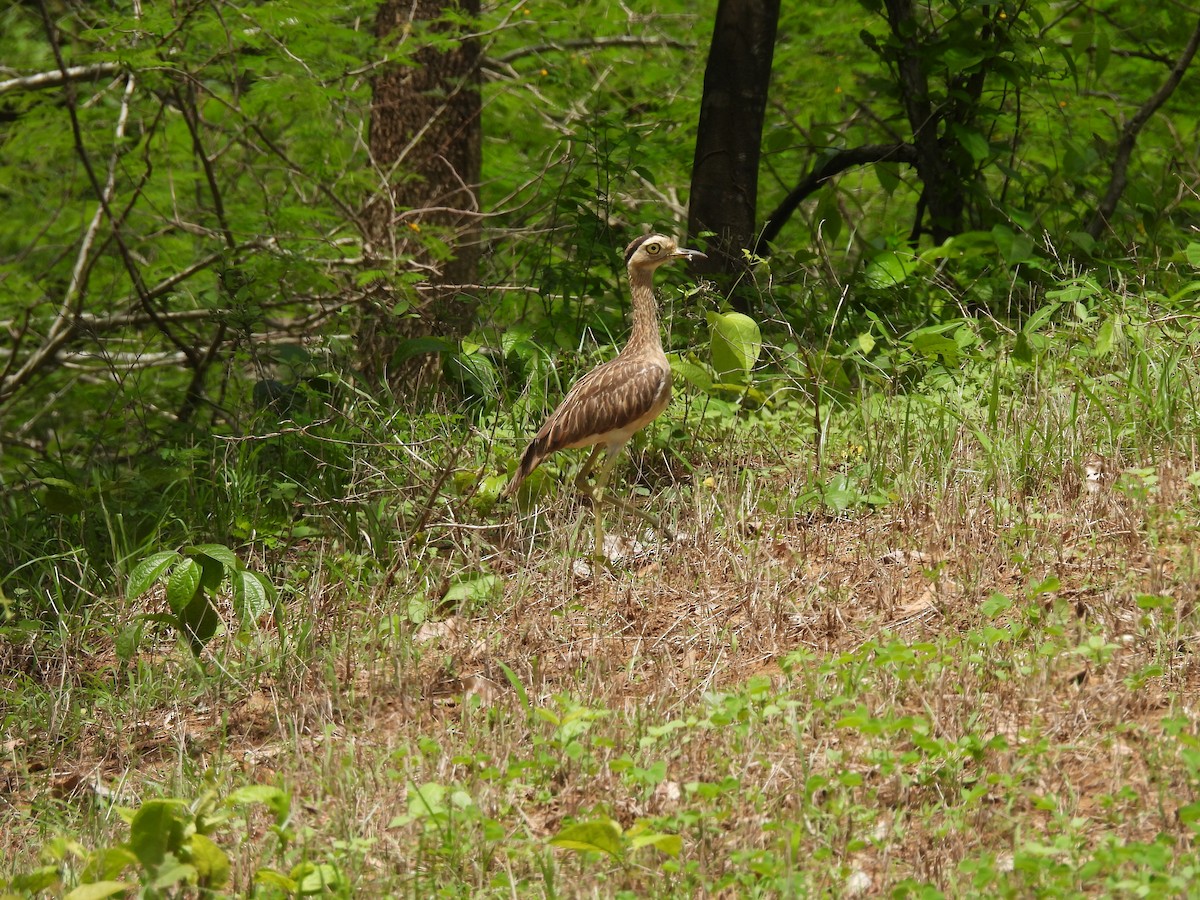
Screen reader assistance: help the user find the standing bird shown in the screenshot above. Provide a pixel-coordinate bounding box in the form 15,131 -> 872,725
502,234 -> 706,557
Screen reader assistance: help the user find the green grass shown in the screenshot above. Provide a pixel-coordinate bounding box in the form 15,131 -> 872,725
5,286 -> 1200,897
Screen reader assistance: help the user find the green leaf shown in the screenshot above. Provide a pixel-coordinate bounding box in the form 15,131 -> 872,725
166,558 -> 203,615
628,831 -> 683,856
179,591 -> 222,656
233,569 -> 274,620
114,622 -> 143,663
1093,316 -> 1116,357
127,550 -> 181,601
186,544 -> 239,569
10,865 -> 62,893
669,354 -> 714,393
65,883 -> 135,900
910,333 -> 960,365
227,785 -> 291,822
255,868 -> 299,892
708,311 -> 762,382
1178,801 -> 1200,830
863,250 -> 918,288
292,862 -> 344,894
187,833 -> 231,888
549,819 -> 624,859
1187,242 -> 1200,268
150,861 -> 197,891
129,800 -> 189,868
951,123 -> 989,162
981,594 -> 1012,618
443,574 -> 500,606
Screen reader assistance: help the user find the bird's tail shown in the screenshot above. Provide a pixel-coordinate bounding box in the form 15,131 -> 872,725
500,439 -> 544,500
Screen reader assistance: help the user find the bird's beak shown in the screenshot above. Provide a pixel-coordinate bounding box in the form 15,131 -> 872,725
673,247 -> 707,261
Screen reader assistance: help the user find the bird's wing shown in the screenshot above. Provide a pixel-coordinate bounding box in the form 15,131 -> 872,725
536,356 -> 672,453
501,356 -> 670,498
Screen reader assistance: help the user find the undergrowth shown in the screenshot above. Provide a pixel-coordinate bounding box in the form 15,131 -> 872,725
6,264 -> 1200,896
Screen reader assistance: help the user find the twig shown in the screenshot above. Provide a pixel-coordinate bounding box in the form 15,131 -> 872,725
492,35 -> 691,65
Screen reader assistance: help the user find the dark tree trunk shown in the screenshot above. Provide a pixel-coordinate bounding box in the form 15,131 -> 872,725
882,0 -> 966,243
686,0 -> 780,302
363,0 -> 482,391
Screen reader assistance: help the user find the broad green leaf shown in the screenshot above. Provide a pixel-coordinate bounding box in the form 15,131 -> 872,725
186,544 -> 239,569
863,250 -> 918,288
65,883 -> 135,900
951,123 -> 989,162
187,833 -> 231,888
980,594 -> 1012,618
669,354 -> 714,393
708,311 -> 762,382
1093,316 -> 1116,357
1187,242 -> 1200,268
127,550 -> 181,601
10,865 -> 62,893
255,869 -> 299,892
227,785 -> 291,821
129,800 -> 189,868
114,623 -> 143,664
549,818 -> 624,860
406,782 -> 448,818
292,862 -> 344,894
166,558 -> 202,615
179,592 -> 221,656
629,831 -> 683,856
151,862 -> 197,891
443,574 -> 500,606
233,569 -> 274,620
910,333 -> 959,365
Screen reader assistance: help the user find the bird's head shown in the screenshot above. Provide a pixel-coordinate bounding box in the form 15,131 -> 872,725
624,234 -> 707,270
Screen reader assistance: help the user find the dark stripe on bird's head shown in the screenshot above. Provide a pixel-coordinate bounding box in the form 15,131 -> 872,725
624,234 -> 653,266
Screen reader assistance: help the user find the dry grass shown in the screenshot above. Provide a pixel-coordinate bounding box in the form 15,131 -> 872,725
5,435 -> 1200,895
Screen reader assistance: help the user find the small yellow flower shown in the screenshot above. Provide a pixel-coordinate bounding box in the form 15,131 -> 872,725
834,85 -> 842,94
407,222 -> 421,233
539,68 -> 548,76
999,10 -> 1007,18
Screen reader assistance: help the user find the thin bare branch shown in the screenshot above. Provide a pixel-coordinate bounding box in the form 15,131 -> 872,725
491,35 -> 691,66
0,62 -> 122,96
755,143 -> 918,256
1086,16 -> 1200,239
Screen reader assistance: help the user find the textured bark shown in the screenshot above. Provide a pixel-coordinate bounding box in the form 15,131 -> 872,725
687,0 -> 780,286
882,0 -> 964,244
363,0 -> 482,390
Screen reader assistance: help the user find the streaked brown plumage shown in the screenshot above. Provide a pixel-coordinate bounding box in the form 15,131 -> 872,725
503,233 -> 705,555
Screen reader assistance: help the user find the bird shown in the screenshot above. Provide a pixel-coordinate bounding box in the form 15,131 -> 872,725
502,233 -> 706,558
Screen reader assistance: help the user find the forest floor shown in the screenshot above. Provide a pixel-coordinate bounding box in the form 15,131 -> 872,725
4,448 -> 1200,896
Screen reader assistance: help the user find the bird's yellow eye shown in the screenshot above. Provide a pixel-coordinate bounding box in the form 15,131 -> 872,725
646,242 -> 661,255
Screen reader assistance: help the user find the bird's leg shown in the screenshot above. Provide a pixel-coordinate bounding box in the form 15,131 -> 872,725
588,447 -> 673,558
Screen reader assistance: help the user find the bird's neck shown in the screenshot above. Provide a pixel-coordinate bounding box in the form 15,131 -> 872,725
624,269 -> 663,356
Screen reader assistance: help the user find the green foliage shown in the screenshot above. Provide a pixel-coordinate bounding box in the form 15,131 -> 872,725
126,544 -> 275,656
4,784 -> 353,897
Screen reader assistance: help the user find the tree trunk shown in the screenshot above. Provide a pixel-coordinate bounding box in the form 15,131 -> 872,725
687,0 -> 780,303
363,0 -> 482,391
882,0 -> 965,243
